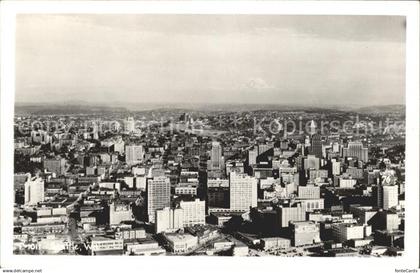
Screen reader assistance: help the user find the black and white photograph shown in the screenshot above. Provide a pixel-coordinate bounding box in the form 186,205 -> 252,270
0,1 -> 419,273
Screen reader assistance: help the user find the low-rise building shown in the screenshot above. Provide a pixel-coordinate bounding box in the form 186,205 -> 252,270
290,221 -> 320,247
115,228 -> 146,240
185,225 -> 219,244
89,236 -> 124,255
21,223 -> 67,235
164,233 -> 198,254
261,237 -> 291,250
125,239 -> 166,256
332,223 -> 365,243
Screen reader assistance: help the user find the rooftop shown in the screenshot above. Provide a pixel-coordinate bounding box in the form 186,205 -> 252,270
164,233 -> 197,242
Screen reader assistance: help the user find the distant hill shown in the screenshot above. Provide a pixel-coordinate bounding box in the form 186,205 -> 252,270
15,103 -> 128,116
356,104 -> 405,114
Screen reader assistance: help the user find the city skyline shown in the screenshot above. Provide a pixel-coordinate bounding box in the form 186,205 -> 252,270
16,14 -> 405,106
11,13 -> 408,259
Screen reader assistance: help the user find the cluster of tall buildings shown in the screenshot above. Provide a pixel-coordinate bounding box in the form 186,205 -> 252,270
13,112 -> 405,256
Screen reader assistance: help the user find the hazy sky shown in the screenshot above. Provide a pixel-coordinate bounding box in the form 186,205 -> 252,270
16,14 -> 406,106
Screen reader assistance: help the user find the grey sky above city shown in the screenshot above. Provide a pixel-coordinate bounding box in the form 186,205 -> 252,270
16,14 -> 406,107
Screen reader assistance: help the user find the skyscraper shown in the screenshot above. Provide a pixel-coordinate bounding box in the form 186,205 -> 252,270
378,184 -> 399,210
332,159 -> 341,176
311,134 -> 323,159
125,145 -> 144,165
24,175 -> 45,205
248,147 -> 258,166
229,172 -> 257,211
332,142 -> 340,153
147,176 -> 171,222
209,141 -> 224,170
342,142 -> 369,162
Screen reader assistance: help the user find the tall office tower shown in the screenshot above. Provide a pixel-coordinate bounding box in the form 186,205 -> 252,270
309,120 -> 317,136
124,117 -> 135,133
248,147 -> 258,165
342,142 -> 369,162
332,159 -> 341,176
155,207 -> 184,233
210,141 -> 224,170
109,201 -> 133,225
229,172 -> 258,211
92,121 -> 99,140
296,155 -> 304,171
378,184 -> 399,210
332,142 -> 340,153
179,199 -> 206,227
311,134 -> 323,159
24,175 -> 45,205
147,176 -> 171,222
277,205 -> 306,228
125,145 -> 144,165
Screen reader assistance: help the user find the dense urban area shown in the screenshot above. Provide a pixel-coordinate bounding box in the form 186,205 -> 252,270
13,104 -> 406,257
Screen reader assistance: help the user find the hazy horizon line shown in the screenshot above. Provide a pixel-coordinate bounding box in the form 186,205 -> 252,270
14,101 -> 406,111
15,100 -> 405,106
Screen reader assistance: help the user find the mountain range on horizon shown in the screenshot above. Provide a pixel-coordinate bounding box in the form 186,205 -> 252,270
14,101 -> 405,116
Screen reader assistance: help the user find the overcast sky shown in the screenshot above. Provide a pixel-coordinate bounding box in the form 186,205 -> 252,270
16,14 -> 406,106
